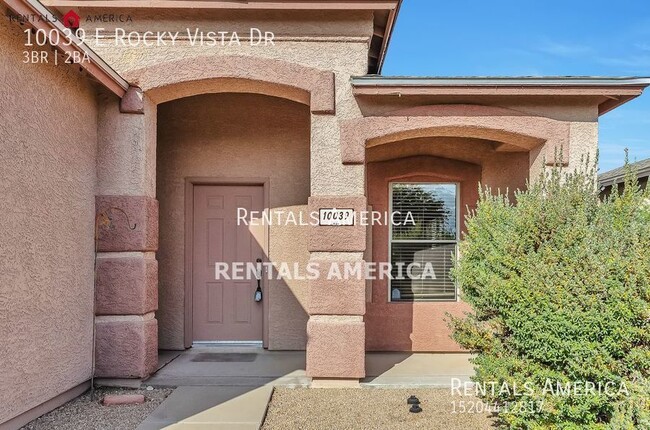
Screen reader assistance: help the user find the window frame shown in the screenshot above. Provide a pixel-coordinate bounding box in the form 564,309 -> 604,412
388,181 -> 461,303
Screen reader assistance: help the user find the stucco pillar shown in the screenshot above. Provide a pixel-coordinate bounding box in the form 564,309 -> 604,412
307,113 -> 366,385
94,89 -> 159,378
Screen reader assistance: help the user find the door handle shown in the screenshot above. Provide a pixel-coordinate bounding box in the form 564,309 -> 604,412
254,258 -> 263,302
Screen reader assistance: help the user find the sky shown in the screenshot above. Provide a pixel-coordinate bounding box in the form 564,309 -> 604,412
381,0 -> 650,172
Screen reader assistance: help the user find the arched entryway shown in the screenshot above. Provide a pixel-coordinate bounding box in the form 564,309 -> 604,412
93,55 -> 338,379
156,92 -> 311,351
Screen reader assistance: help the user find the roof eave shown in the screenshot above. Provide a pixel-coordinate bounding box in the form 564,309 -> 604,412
4,0 -> 129,98
351,77 -> 650,116
351,76 -> 650,86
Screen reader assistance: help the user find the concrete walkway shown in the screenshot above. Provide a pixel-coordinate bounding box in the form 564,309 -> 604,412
137,385 -> 273,430
364,352 -> 474,387
137,348 -> 474,429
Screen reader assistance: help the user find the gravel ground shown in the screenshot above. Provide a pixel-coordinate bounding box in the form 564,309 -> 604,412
22,387 -> 173,430
261,387 -> 497,430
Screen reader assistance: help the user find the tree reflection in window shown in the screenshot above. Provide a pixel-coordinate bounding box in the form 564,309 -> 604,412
391,184 -> 455,241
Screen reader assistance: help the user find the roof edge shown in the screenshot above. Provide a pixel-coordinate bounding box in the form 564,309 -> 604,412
376,0 -> 401,74
352,76 -> 650,116
40,0 -> 399,9
599,169 -> 650,188
5,0 -> 129,97
352,76 -> 650,86
599,159 -> 650,187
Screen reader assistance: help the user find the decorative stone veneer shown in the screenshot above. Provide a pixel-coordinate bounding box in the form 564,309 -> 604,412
94,197 -> 160,378
95,254 -> 158,316
95,196 -> 159,252
308,260 -> 366,316
95,96 -> 160,378
307,196 -> 367,380
94,314 -> 158,378
306,316 -> 365,379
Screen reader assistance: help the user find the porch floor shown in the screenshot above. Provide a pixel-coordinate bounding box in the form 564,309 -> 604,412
144,347 -> 474,388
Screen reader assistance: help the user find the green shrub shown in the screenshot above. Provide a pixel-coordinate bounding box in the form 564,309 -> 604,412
450,161 -> 650,429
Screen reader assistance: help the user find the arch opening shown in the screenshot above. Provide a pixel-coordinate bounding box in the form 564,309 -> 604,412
124,55 -> 335,113
156,92 -> 312,350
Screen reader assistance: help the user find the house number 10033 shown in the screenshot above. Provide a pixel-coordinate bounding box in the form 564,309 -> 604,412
318,208 -> 355,226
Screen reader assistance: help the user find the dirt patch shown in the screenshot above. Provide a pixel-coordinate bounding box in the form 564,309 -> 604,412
22,386 -> 173,430
261,387 -> 497,430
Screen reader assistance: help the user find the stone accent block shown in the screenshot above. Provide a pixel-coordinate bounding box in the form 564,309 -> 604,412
95,316 -> 158,378
306,317 -> 365,378
309,260 -> 365,316
102,394 -> 145,406
96,256 -> 158,315
119,86 -> 145,114
96,196 -> 158,252
308,196 -> 366,252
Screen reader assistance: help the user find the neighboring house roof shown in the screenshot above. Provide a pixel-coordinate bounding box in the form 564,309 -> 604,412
351,76 -> 650,115
599,158 -> 650,188
4,0 -> 129,97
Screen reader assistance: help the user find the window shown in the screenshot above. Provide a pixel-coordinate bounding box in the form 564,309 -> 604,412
389,183 -> 458,302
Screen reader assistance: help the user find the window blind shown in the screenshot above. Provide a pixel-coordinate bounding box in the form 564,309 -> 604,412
390,183 -> 458,302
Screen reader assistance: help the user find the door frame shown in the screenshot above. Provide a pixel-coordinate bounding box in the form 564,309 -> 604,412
184,177 -> 270,348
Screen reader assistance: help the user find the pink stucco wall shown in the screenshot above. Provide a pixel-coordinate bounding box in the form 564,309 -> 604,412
0,12 -> 98,425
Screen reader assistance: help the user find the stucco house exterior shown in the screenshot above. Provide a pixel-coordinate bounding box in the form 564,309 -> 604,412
1,0 -> 648,427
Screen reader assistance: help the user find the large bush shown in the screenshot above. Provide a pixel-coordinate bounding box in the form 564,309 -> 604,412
450,162 -> 650,429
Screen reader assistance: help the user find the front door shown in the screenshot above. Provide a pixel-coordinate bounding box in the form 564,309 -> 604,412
192,184 -> 265,342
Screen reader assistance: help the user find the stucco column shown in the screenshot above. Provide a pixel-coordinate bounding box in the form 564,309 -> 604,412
94,88 -> 158,378
307,113 -> 366,385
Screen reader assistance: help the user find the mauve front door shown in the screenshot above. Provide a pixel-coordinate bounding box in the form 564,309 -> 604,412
192,184 -> 264,342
